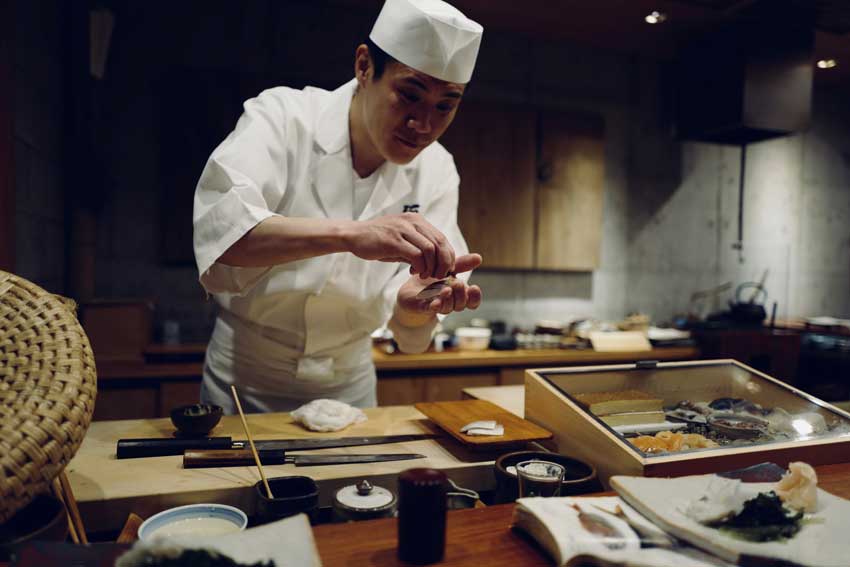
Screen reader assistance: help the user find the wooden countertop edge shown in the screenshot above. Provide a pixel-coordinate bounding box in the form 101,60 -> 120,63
95,346 -> 699,379
372,345 -> 700,370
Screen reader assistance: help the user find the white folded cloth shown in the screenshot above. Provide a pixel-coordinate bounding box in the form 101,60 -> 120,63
290,398 -> 368,432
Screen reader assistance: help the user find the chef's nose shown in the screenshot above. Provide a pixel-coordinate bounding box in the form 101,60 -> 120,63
406,113 -> 432,134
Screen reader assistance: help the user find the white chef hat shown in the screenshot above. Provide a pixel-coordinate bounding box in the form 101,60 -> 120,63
369,0 -> 483,84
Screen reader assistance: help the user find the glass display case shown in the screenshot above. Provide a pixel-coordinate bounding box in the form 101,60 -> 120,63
524,360 -> 850,486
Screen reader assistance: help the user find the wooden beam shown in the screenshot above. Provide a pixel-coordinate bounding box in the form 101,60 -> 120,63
0,0 -> 13,271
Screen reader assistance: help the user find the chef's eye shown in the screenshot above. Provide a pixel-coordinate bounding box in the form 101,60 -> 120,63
399,90 -> 419,103
437,102 -> 456,113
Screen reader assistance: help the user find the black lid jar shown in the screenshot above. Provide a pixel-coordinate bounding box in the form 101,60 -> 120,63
397,468 -> 448,565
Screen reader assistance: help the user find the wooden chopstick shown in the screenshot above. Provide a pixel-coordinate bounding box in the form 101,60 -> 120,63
230,385 -> 273,499
58,469 -> 88,544
51,477 -> 80,544
116,512 -> 144,544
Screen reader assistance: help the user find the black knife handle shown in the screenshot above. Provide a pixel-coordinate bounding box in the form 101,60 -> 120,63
116,437 -> 233,459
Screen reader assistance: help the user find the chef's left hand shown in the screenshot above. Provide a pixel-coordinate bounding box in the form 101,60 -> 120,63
396,253 -> 483,321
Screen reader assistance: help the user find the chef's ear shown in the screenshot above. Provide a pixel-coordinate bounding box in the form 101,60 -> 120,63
354,44 -> 372,87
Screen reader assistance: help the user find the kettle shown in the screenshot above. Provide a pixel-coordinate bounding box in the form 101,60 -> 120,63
728,282 -> 767,326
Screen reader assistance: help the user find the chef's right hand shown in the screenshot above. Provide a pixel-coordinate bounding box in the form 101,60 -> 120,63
344,213 -> 456,279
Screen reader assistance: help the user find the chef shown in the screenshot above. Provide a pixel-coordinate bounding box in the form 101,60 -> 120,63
192,0 -> 485,413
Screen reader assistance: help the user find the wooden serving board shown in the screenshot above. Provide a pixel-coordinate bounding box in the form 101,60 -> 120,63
414,399 -> 552,448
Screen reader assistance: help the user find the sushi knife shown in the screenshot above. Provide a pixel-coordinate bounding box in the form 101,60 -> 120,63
116,433 -> 439,459
183,449 -> 427,468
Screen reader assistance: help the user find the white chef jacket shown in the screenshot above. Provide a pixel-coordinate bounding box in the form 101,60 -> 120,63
193,78 -> 469,413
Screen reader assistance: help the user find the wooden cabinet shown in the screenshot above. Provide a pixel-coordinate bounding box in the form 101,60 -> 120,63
440,102 -> 605,271
536,110 -> 605,270
440,103 -> 537,269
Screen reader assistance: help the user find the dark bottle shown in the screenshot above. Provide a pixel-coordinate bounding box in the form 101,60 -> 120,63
397,468 -> 448,564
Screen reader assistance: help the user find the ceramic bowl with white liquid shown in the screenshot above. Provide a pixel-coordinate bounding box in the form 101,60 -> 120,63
137,503 -> 248,542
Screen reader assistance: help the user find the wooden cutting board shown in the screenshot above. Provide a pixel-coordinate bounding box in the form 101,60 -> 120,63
414,399 -> 552,448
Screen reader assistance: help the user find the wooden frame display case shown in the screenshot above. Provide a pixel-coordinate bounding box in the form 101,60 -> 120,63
524,359 -> 850,486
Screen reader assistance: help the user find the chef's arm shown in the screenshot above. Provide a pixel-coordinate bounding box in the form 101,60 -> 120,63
218,213 -> 456,280
389,254 -> 483,353
389,305 -> 439,353
217,216 -> 348,267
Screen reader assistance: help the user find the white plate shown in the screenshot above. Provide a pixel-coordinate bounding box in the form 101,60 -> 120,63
611,473 -> 850,567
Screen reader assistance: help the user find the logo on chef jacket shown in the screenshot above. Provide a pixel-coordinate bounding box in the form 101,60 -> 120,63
403,204 -> 420,213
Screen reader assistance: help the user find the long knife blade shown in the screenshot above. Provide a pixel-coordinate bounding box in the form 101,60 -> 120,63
289,453 -> 426,467
247,434 -> 439,452
118,433 -> 439,459
182,449 -> 426,468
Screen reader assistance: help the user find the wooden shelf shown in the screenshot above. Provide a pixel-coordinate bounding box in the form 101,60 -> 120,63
372,346 -> 699,371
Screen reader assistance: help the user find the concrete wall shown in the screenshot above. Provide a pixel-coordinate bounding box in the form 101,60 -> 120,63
12,1 -> 66,294
626,71 -> 850,323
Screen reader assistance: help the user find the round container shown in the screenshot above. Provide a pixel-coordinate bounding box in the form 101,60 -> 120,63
170,404 -> 223,437
0,493 -> 67,561
333,480 -> 396,522
493,451 -> 599,504
254,476 -> 319,525
454,327 -> 491,351
138,503 -> 247,542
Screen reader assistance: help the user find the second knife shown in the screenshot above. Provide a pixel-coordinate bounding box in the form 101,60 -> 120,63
183,449 -> 427,468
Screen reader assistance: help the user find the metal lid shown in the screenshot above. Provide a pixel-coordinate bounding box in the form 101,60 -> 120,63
334,481 -> 395,512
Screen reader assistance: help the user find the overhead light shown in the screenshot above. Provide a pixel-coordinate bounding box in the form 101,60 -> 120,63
645,11 -> 667,24
817,59 -> 838,69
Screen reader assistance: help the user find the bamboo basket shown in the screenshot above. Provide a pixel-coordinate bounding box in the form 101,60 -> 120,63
0,271 -> 97,523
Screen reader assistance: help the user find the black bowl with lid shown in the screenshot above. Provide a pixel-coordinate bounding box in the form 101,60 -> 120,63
333,479 -> 397,522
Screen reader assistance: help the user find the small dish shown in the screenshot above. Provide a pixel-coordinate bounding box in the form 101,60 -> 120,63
708,413 -> 769,440
170,404 -> 223,437
137,503 -> 247,541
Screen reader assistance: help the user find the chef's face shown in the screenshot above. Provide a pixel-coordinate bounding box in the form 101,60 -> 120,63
357,48 -> 465,164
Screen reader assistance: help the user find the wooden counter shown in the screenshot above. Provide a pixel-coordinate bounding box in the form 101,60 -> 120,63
67,406 -> 504,533
313,462 -> 850,566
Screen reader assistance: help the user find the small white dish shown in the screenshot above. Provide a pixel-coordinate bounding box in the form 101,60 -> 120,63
138,503 -> 248,542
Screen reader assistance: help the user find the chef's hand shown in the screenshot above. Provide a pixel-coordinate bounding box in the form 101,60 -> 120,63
395,253 -> 483,325
345,213 -> 456,279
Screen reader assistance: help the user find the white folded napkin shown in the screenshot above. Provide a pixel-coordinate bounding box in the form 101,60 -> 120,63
290,398 -> 367,432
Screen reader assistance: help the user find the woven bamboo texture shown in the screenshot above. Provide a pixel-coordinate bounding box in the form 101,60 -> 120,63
0,271 -> 97,523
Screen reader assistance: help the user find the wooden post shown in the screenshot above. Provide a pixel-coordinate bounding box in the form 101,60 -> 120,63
0,0 -> 14,272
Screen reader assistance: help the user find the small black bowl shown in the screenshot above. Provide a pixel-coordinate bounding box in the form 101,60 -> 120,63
493,451 -> 600,504
170,404 -> 223,437
254,476 -> 319,525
